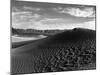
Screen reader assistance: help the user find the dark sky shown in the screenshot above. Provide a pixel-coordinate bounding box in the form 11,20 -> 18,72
11,0 -> 96,30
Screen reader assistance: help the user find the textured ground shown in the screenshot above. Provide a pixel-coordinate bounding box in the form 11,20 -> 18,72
11,28 -> 96,74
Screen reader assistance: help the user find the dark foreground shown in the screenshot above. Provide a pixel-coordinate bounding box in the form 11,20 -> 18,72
11,28 -> 96,74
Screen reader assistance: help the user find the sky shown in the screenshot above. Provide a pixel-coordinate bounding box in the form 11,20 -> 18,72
11,0 -> 96,30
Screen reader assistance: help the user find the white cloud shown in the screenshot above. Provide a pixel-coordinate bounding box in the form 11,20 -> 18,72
12,11 -> 41,29
12,7 -> 21,12
40,18 -> 76,25
59,7 -> 95,18
12,8 -> 95,30
12,11 -> 32,16
33,14 -> 41,19
39,20 -> 95,30
23,6 -> 41,11
82,20 -> 95,30
52,7 -> 63,11
12,17 -> 95,30
12,11 -> 41,21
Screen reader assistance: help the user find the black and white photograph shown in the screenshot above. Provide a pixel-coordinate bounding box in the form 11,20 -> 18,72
11,0 -> 96,74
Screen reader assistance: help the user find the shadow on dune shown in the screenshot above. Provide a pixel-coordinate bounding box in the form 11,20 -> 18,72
11,28 -> 96,74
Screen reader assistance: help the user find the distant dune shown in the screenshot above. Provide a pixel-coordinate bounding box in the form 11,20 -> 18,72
11,28 -> 96,74
12,27 -> 66,36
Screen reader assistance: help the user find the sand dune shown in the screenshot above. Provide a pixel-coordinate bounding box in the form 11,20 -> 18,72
12,35 -> 47,42
11,28 -> 96,74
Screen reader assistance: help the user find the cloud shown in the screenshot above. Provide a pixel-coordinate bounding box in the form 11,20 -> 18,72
12,11 -> 41,20
33,14 -> 41,19
82,20 -> 95,30
60,7 -> 95,18
33,20 -> 95,30
12,10 -> 95,30
12,7 -> 20,12
12,16 -> 95,30
52,7 -> 63,11
23,6 -> 41,11
12,6 -> 95,30
12,11 -> 41,28
12,11 -> 32,16
12,11 -> 33,24
40,18 -> 79,25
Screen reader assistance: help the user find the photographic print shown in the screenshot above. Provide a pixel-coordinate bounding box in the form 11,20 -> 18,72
11,0 -> 96,74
